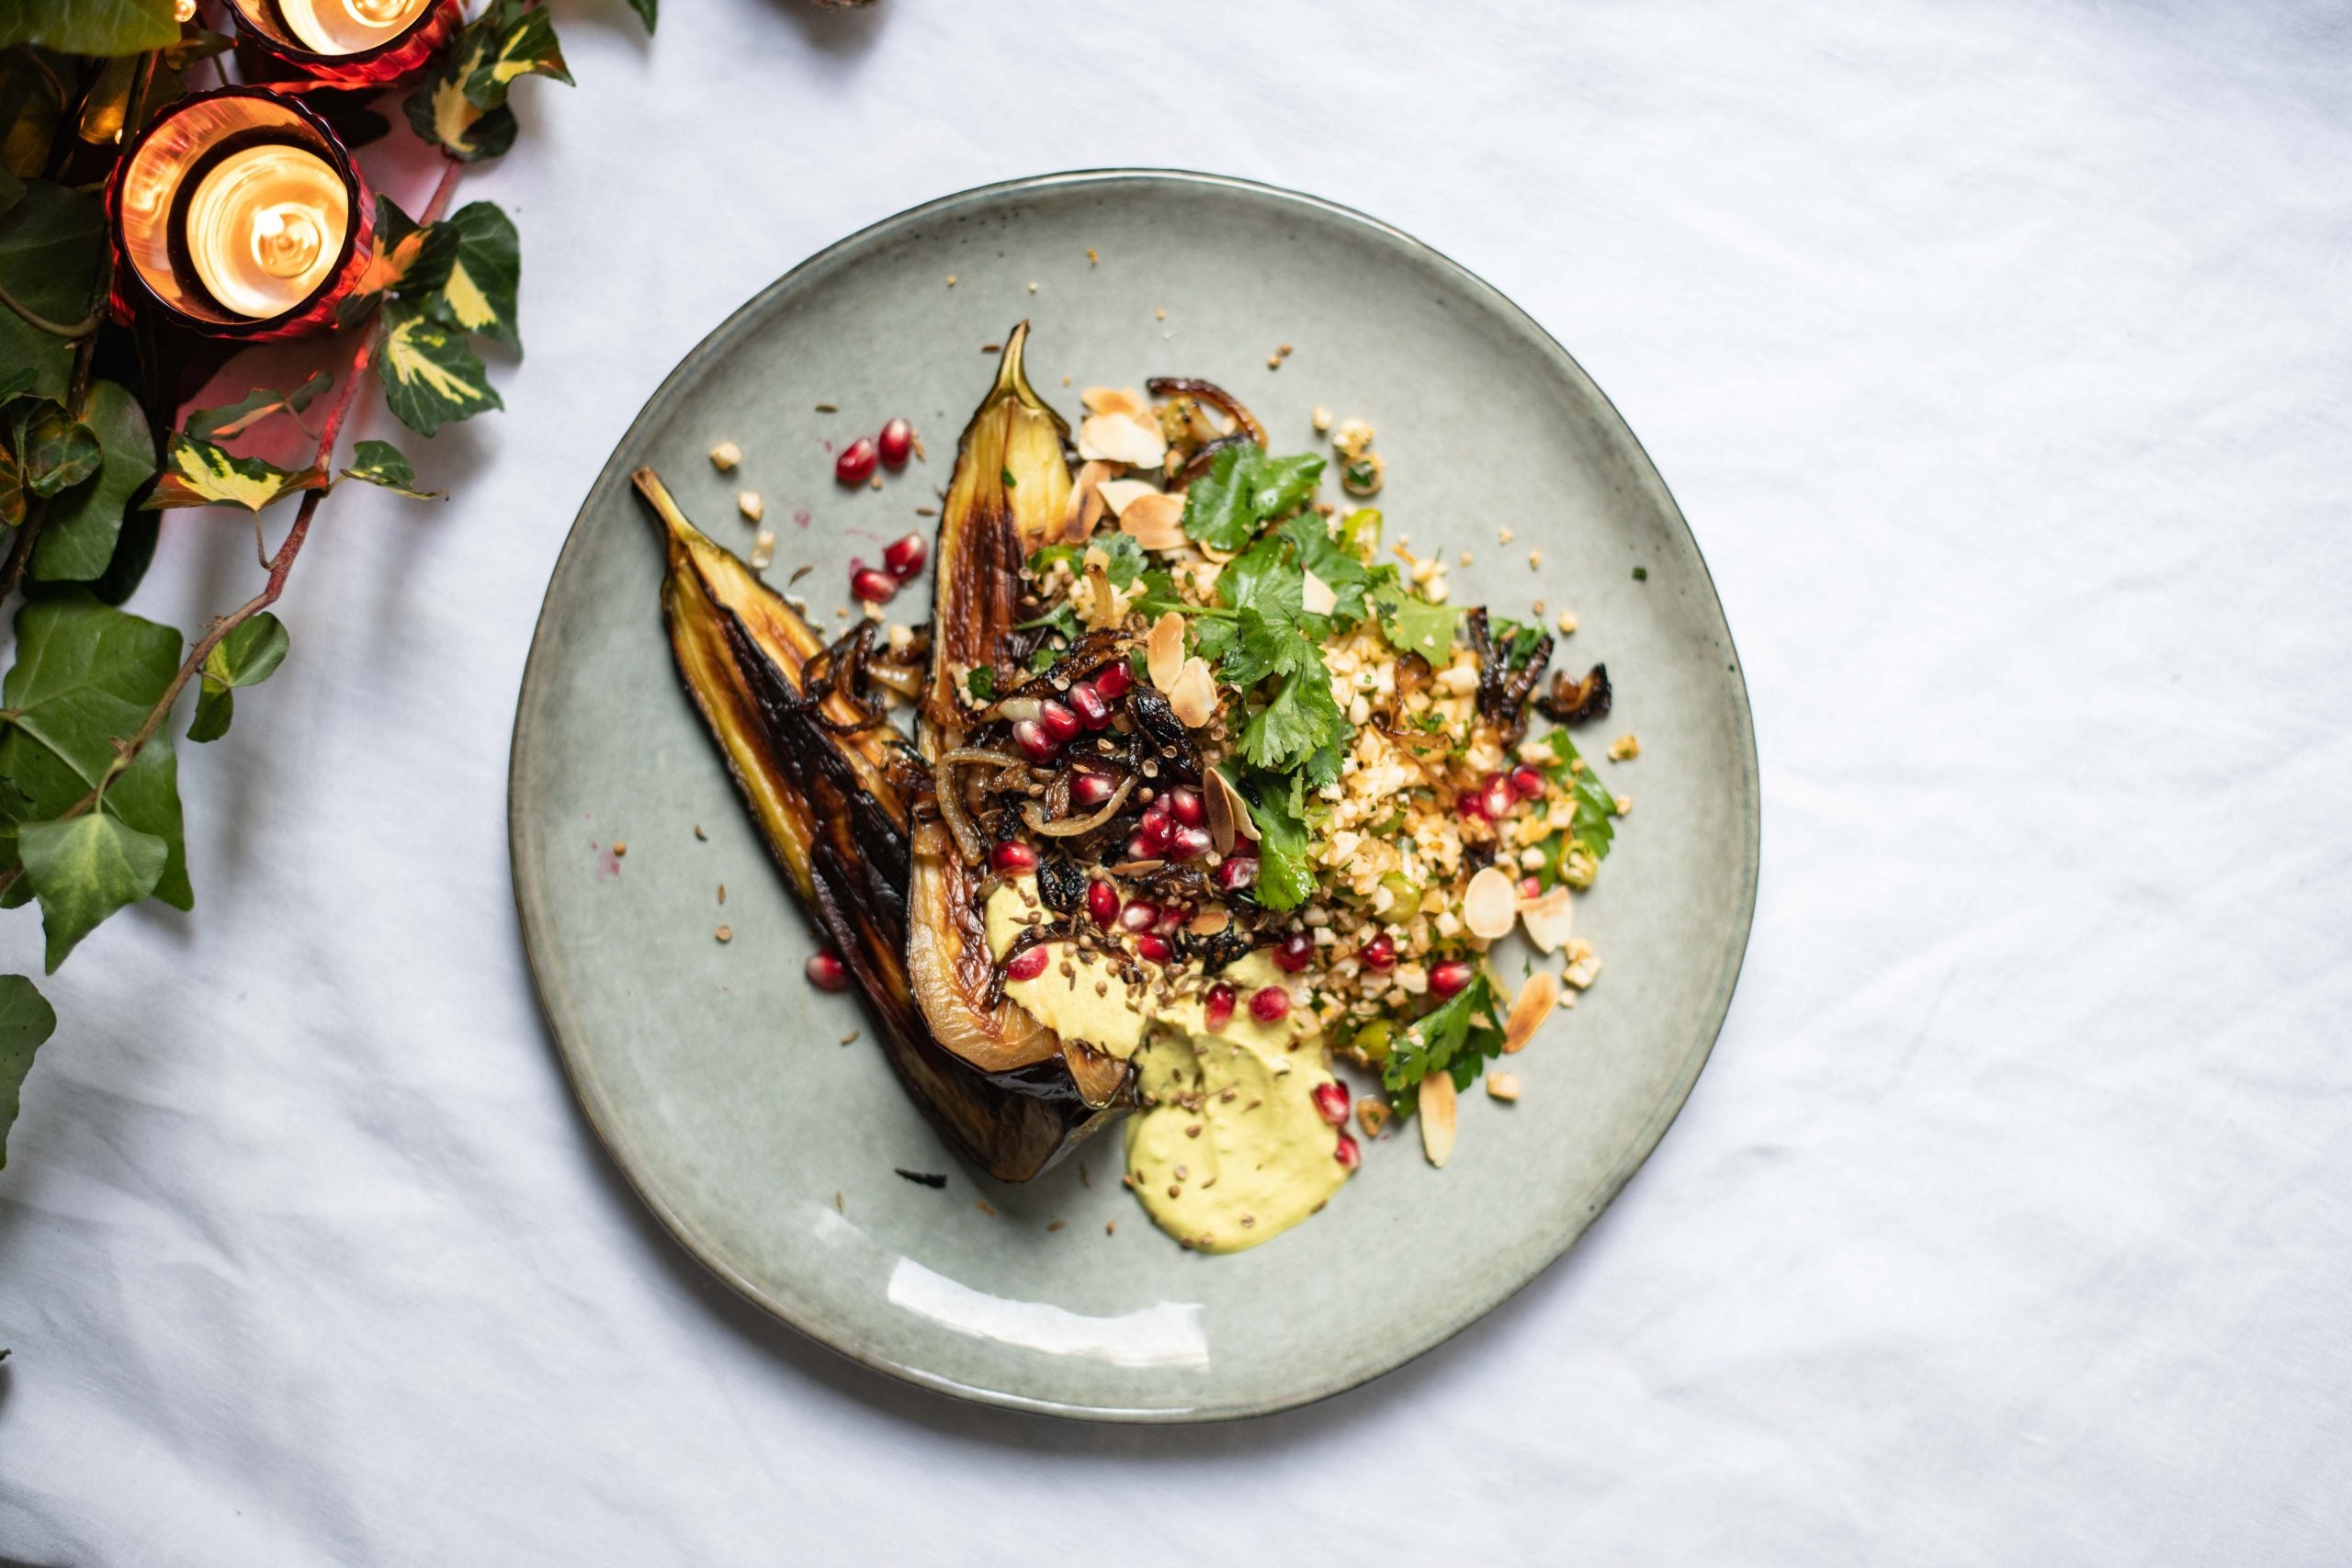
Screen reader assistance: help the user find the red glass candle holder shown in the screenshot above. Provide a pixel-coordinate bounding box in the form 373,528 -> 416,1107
223,0 -> 459,92
109,87 -> 375,343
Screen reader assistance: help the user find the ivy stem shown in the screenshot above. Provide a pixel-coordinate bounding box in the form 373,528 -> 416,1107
0,280 -> 102,341
0,156 -> 468,893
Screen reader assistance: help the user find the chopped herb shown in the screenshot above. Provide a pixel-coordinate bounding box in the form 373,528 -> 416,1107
965,667 -> 995,701
1383,973 -> 1506,1104
1633,566 -> 1647,581
1001,468 -> 1017,488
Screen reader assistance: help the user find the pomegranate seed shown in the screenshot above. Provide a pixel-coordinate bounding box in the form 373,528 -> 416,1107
1170,825 -> 1214,861
1153,906 -> 1187,934
1272,931 -> 1315,972
1119,900 -> 1159,932
1086,879 -> 1119,925
882,532 -> 927,579
805,949 -> 850,992
876,417 -> 913,469
1216,856 -> 1258,891
1311,1081 -> 1350,1126
1509,765 -> 1547,799
1456,789 -> 1489,822
989,840 -> 1037,874
1132,933 -> 1172,964
850,568 -> 897,604
1037,700 -> 1081,743
1520,874 -> 1543,900
1250,986 -> 1291,1023
1164,786 -> 1204,827
1070,770 -> 1117,807
1141,796 -> 1170,828
835,437 -> 877,486
1359,932 -> 1396,970
1068,681 -> 1111,729
1430,959 -> 1474,998
1481,773 -> 1517,820
1204,984 -> 1236,1031
1092,660 -> 1133,699
1333,1132 -> 1361,1170
1012,719 -> 1057,761
1125,832 -> 1158,862
1004,944 -> 1050,982
1135,815 -> 1173,856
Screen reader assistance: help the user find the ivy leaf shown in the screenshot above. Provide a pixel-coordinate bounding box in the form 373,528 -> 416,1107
0,179 -> 105,338
184,370 -> 333,441
376,299 -> 502,436
302,86 -> 391,151
0,972 -> 54,1167
428,200 -> 519,349
1181,443 -> 1325,555
462,0 -> 572,107
0,594 -> 189,911
345,197 -> 455,324
12,403 -> 99,497
18,811 -> 164,971
0,447 -> 21,527
1369,577 -> 1462,664
338,438 -> 440,501
187,611 -> 288,744
32,379 -> 155,582
0,0 -> 179,56
627,0 -> 658,32
144,431 -> 327,513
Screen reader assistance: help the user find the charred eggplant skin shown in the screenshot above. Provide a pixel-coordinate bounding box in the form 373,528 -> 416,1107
639,468 -> 1112,1181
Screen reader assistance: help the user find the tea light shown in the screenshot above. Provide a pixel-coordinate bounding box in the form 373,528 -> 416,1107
109,88 -> 373,340
225,0 -> 457,89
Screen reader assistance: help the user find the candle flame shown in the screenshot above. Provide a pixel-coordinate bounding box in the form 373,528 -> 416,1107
187,145 -> 347,320
277,0 -> 429,54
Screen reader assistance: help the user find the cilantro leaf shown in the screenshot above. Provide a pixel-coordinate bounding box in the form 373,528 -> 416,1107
1280,513 -> 1372,625
1535,728 -> 1620,860
1028,532 -> 1146,590
1238,648 -> 1348,775
1181,443 -> 1326,554
1238,769 -> 1315,912
1383,972 -> 1507,1103
1369,578 -> 1463,664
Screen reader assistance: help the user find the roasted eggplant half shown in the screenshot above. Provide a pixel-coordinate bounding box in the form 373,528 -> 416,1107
906,322 -> 1137,1114
638,466 -> 1114,1181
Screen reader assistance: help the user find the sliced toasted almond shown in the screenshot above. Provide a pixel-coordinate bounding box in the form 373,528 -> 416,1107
1147,610 -> 1187,694
1118,491 -> 1186,549
1077,412 -> 1168,468
1462,865 -> 1518,942
1520,886 -> 1575,953
1503,970 -> 1560,1055
1187,908 -> 1231,936
1062,459 -> 1114,543
1419,1072 -> 1457,1168
1097,477 -> 1159,515
1300,567 -> 1338,616
1169,657 -> 1217,727
1206,766 -> 1259,847
1083,386 -> 1151,420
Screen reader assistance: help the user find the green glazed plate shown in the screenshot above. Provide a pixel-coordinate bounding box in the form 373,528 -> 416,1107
509,170 -> 1758,1422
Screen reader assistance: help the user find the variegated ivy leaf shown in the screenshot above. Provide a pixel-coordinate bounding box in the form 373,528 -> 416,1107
183,370 -> 333,441
403,0 -> 569,164
430,201 -> 519,349
339,439 -> 441,501
14,403 -> 101,498
187,610 -> 289,744
0,449 -> 23,528
376,299 -> 502,437
143,432 -> 327,513
461,0 -> 572,108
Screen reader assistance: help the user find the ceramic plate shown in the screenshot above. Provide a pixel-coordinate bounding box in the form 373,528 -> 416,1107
509,170 -> 1758,1422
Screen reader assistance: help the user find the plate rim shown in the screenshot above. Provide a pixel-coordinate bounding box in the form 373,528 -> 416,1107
507,166 -> 1762,1423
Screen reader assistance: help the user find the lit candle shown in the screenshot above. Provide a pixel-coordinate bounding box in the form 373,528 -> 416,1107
183,144 -> 348,320
274,0 -> 432,56
109,87 -> 373,340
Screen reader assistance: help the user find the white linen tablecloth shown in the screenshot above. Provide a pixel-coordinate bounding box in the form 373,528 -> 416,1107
4,2 -> 2348,1562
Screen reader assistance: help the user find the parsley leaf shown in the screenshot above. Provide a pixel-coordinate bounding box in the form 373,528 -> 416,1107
1369,578 -> 1463,663
1382,972 -> 1507,1103
1181,443 -> 1325,554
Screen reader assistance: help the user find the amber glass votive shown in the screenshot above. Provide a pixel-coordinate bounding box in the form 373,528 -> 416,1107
110,88 -> 375,342
224,0 -> 458,91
